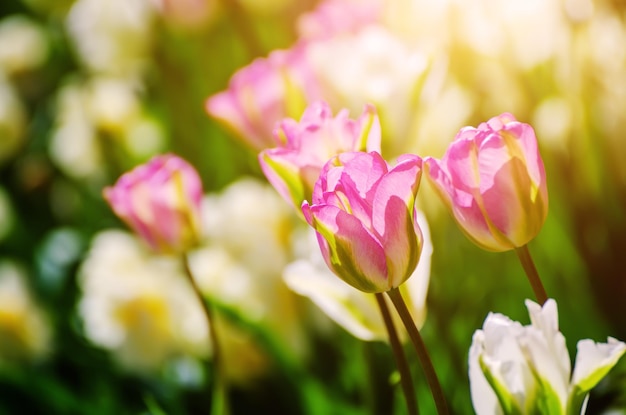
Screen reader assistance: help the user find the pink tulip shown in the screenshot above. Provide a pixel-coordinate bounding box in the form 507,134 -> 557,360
206,46 -> 319,151
259,101 -> 381,211
424,113 -> 548,252
301,151 -> 423,293
103,154 -> 203,254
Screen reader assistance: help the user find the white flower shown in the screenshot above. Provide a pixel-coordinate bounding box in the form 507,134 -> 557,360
469,299 -> 626,415
78,230 -> 209,372
49,81 -> 102,180
0,261 -> 52,364
306,25 -> 428,152
283,210 -> 432,341
66,0 -> 156,77
189,178 -> 306,356
0,15 -> 48,74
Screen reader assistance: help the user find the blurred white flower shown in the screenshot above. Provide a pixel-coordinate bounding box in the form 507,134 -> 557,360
49,81 -> 103,180
78,230 -> 209,372
49,77 -> 165,180
0,261 -> 52,364
200,177 -> 294,278
86,77 -> 141,131
189,178 -> 305,356
0,74 -> 26,165
0,15 -> 49,75
283,211 -> 432,342
66,0 -> 156,77
306,26 -> 428,153
469,299 -> 626,415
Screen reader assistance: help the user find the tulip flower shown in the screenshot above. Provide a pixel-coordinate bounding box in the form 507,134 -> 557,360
301,151 -> 422,293
424,113 -> 548,252
259,101 -> 381,211
103,154 -> 203,254
206,46 -> 318,151
284,209 -> 432,341
469,299 -> 626,415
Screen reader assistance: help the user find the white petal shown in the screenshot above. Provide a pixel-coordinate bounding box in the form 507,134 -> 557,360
283,259 -> 385,341
571,337 -> 626,392
522,299 -> 570,407
469,329 -> 504,415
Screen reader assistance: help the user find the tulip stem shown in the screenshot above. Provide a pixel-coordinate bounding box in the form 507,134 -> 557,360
386,288 -> 449,415
374,293 -> 419,415
515,245 -> 548,305
182,255 -> 229,415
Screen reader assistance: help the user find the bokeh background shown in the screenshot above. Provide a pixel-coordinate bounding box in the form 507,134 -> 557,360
1,0 -> 626,413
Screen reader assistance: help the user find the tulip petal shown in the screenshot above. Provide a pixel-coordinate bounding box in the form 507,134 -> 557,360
283,259 -> 385,341
567,336 -> 626,415
336,151 -> 387,200
520,300 -> 570,410
425,157 -> 503,251
371,155 -> 422,287
501,120 -> 545,189
445,131 -> 484,192
469,329 -> 508,415
571,337 -> 626,394
259,150 -> 308,209
304,203 -> 388,292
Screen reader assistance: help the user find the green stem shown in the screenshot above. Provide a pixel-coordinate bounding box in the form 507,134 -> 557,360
515,245 -> 548,305
182,255 -> 229,415
374,293 -> 419,415
386,288 -> 449,415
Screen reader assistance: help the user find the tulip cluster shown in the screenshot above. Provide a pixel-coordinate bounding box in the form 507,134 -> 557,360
102,93 -> 625,414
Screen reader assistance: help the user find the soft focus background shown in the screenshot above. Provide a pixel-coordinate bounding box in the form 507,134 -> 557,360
1,0 -> 626,413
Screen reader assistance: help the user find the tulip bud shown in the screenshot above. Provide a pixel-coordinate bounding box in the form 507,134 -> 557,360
301,151 -> 422,293
103,154 -> 203,254
425,113 -> 548,252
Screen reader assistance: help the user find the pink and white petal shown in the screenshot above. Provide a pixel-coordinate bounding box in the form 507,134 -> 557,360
308,204 -> 389,292
504,121 -> 547,191
337,152 -> 387,200
370,156 -> 422,285
480,156 -> 543,248
259,150 -> 306,209
442,137 -> 482,193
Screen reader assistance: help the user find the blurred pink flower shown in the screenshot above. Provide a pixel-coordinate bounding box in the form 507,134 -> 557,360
206,46 -> 319,151
259,101 -> 381,211
424,113 -> 548,252
103,154 -> 203,254
297,0 -> 381,41
302,151 -> 423,293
